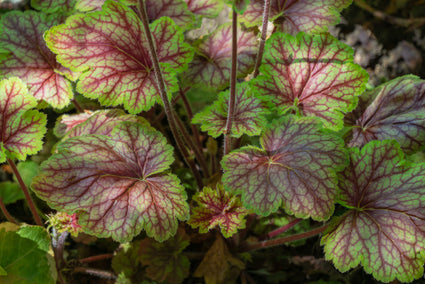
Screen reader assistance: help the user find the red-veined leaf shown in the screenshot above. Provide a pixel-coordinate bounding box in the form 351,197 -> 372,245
252,32 -> 368,131
0,11 -> 78,109
322,140 -> 425,283
46,0 -> 193,114
192,82 -> 267,137
188,184 -> 248,238
31,0 -> 76,13
32,122 -> 189,242
240,0 -> 351,34
0,78 -> 46,163
181,23 -> 258,91
222,115 -> 347,219
184,0 -> 223,17
346,75 -> 425,154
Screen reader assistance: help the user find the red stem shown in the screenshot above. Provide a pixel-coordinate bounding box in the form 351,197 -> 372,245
223,10 -> 238,155
264,218 -> 302,240
7,158 -> 43,226
253,0 -> 271,78
241,224 -> 328,252
73,267 -> 116,279
0,197 -> 18,224
79,253 -> 114,263
72,98 -> 83,113
137,0 -> 203,188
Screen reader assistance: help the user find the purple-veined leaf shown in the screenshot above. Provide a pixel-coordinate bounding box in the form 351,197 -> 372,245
225,0 -> 249,14
76,0 -> 195,29
32,122 -> 189,242
184,0 -> 223,17
0,78 -> 47,163
55,109 -> 150,139
188,184 -> 248,238
46,0 -> 193,114
240,0 -> 351,34
0,11 -> 78,109
222,115 -> 347,219
139,228 -> 190,284
181,23 -> 258,91
31,0 -> 76,13
252,32 -> 368,131
346,75 -> 425,154
192,83 -> 267,138
321,140 -> 425,283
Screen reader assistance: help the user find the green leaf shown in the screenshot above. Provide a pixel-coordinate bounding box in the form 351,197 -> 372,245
188,184 -> 249,238
0,227 -> 56,284
346,75 -> 425,154
112,241 -> 145,280
192,82 -> 267,138
193,235 -> 245,284
15,161 -> 39,188
321,140 -> 425,283
252,32 -> 368,131
181,23 -> 258,91
31,0 -> 77,14
139,228 -> 190,284
0,266 -> 6,276
46,0 -> 193,114
222,115 -> 347,219
17,225 -> 51,253
240,0 -> 352,34
0,78 -> 47,163
32,122 -> 189,242
0,11 -> 78,109
225,0 -> 249,14
0,182 -> 25,205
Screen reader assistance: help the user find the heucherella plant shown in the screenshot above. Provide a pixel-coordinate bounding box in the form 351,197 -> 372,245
0,0 -> 425,283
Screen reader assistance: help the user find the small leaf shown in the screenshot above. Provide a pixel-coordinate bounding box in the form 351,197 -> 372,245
0,227 -> 57,284
184,0 -> 223,17
46,0 -> 193,114
240,0 -> 352,34
31,0 -> 76,13
188,184 -> 249,238
222,115 -> 347,219
182,23 -> 258,91
139,228 -> 190,284
0,182 -> 25,205
112,241 -> 145,280
0,266 -> 6,276
15,161 -> 39,188
321,141 -> 425,283
32,122 -> 189,242
0,11 -> 78,109
252,32 -> 368,131
346,75 -> 425,154
0,78 -> 47,163
192,82 -> 267,137
225,0 -> 249,14
194,235 -> 245,284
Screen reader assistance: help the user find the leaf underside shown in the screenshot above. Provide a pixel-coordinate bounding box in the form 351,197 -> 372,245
322,140 -> 425,283
32,122 -> 189,242
222,115 -> 347,219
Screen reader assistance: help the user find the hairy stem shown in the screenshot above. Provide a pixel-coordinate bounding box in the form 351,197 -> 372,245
241,224 -> 328,252
263,218 -> 302,240
0,198 -> 18,224
7,158 -> 43,226
52,230 -> 68,284
137,0 -> 203,188
354,0 -> 425,28
79,253 -> 114,263
253,0 -> 271,78
73,267 -> 116,280
223,10 -> 238,155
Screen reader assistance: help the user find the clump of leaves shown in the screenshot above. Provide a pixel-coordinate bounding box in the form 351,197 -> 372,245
0,0 -> 425,283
